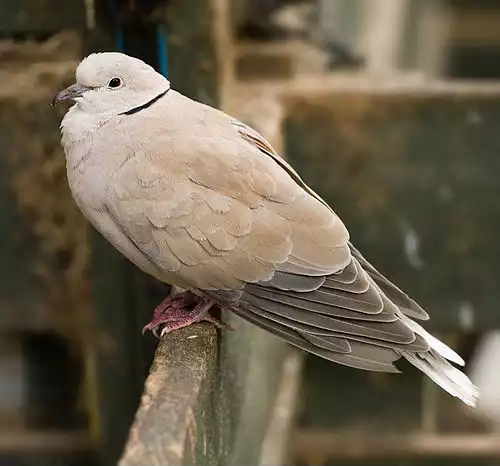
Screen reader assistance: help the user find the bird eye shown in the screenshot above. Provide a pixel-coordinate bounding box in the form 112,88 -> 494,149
108,77 -> 122,89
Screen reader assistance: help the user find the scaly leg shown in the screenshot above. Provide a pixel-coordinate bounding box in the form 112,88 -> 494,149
160,297 -> 216,336
142,291 -> 196,336
142,291 -> 230,338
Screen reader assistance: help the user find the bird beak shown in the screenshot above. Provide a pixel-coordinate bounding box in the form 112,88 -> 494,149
52,83 -> 92,106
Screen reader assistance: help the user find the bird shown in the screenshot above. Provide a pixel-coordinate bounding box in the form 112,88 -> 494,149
53,52 -> 479,407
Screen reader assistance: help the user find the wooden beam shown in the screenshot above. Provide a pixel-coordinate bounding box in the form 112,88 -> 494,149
259,352 -> 304,466
292,431 -> 500,459
119,323 -> 219,466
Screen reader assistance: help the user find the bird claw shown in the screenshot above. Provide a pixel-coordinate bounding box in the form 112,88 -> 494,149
160,325 -> 171,337
158,313 -> 229,337
142,294 -> 228,337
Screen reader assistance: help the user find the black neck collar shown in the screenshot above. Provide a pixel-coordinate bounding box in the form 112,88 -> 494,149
120,88 -> 170,116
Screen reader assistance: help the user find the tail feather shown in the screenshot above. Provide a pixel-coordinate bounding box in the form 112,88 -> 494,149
399,313 -> 465,366
401,350 -> 479,407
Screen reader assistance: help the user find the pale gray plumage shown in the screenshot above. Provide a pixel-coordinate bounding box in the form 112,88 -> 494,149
55,52 -> 478,406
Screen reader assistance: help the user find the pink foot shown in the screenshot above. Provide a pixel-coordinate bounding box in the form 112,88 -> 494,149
142,292 -> 231,338
142,291 -> 196,336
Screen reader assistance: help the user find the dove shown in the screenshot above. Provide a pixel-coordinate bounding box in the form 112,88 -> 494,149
53,52 -> 478,406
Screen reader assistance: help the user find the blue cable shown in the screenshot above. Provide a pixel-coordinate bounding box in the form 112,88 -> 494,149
104,0 -> 124,51
115,28 -> 125,52
156,24 -> 169,77
105,0 -> 168,75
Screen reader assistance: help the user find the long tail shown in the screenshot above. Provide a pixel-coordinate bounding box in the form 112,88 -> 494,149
398,314 -> 478,407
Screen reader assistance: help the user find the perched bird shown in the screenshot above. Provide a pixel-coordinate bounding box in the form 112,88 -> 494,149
53,52 -> 478,406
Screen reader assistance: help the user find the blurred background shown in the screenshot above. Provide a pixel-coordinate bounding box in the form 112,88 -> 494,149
1,0 -> 500,465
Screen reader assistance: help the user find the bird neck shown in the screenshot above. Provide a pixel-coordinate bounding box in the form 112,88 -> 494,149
120,88 -> 170,116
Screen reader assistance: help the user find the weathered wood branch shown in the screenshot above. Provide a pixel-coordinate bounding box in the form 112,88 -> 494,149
119,322 -> 219,466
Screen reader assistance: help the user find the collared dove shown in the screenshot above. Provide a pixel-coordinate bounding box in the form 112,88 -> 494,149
53,52 -> 478,406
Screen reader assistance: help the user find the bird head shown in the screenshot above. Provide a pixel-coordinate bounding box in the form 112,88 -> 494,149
53,52 -> 170,116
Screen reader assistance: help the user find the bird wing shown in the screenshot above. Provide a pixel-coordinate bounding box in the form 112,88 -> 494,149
105,102 -> 477,404
107,106 -> 351,291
